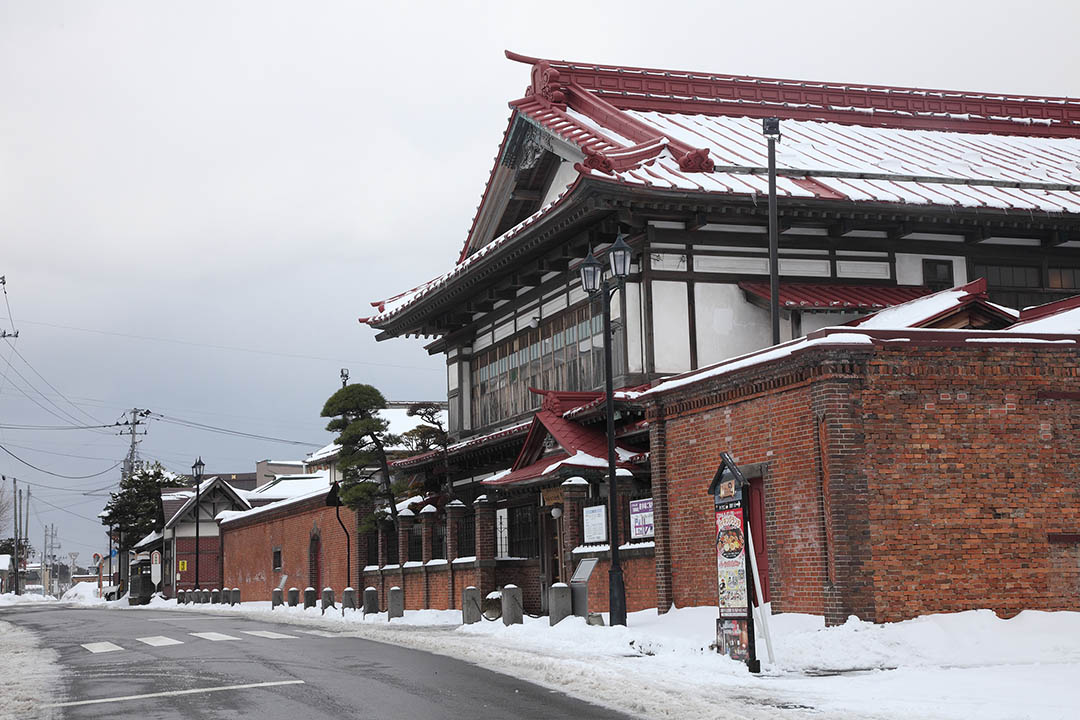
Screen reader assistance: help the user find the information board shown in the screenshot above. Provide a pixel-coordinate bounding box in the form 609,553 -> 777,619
583,504 -> 607,544
629,498 -> 654,539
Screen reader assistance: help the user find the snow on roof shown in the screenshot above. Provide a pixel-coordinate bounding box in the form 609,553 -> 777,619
133,530 -> 162,549
306,442 -> 340,463
218,483 -> 332,526
163,477 -> 251,529
249,470 -> 332,500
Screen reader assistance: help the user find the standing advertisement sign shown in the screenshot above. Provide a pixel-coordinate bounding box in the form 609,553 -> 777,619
582,505 -> 607,544
708,452 -> 761,673
150,550 -> 162,591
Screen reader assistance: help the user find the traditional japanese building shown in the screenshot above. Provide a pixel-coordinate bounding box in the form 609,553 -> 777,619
358,53 -> 1080,618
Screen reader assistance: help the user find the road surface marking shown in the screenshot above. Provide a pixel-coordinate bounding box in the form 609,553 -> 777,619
136,636 -> 185,647
241,630 -> 297,639
189,631 -> 241,641
297,629 -> 340,637
45,680 -> 306,708
81,642 -> 123,653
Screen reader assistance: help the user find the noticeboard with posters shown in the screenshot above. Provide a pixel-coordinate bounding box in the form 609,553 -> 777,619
629,498 -> 654,539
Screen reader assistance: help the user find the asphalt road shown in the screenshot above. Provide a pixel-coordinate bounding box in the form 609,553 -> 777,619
3,604 -> 632,720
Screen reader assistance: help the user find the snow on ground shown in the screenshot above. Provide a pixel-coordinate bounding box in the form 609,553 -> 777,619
119,598 -> 1080,720
0,619 -> 63,720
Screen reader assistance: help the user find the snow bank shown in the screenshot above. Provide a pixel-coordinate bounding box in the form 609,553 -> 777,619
116,599 -> 1080,720
0,592 -> 59,607
61,582 -> 107,605
0,620 -> 63,719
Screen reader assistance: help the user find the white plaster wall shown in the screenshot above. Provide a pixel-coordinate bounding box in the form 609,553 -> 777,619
896,253 -> 967,286
694,283 -> 774,367
624,282 -> 644,374
175,522 -> 220,538
800,311 -> 863,335
540,160 -> 580,208
652,281 -> 691,373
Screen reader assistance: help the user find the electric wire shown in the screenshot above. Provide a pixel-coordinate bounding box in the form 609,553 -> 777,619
32,495 -> 100,522
2,339 -> 107,425
0,423 -> 120,431
151,412 -> 321,447
0,316 -> 440,372
0,442 -> 122,479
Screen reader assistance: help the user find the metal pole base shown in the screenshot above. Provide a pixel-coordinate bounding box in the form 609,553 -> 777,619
608,565 -> 627,626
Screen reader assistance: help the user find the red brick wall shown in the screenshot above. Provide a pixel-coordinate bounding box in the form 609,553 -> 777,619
861,345 -> 1080,621
581,550 -> 656,613
176,537 -> 222,590
221,499 -> 358,600
649,342 -> 1080,625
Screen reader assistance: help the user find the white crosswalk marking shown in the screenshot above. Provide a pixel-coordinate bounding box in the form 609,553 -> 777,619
81,642 -> 123,653
189,631 -> 240,641
241,630 -> 297,639
136,636 -> 185,647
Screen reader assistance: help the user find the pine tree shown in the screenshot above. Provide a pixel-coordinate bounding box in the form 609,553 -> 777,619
99,462 -> 184,557
321,384 -> 405,531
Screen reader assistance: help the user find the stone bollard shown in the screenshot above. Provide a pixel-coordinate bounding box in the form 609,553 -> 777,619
548,583 -> 572,626
198,589 -> 207,604
321,587 -> 335,614
211,588 -> 221,604
462,586 -> 481,625
287,587 -> 299,607
388,586 -> 404,620
203,589 -> 211,604
231,588 -> 241,606
501,584 -> 523,626
342,587 -> 356,611
177,590 -> 185,604
363,587 -> 379,615
304,587 -> 316,609
272,588 -> 283,609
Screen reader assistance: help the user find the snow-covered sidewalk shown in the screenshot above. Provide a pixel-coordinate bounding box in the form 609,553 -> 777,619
101,595 -> 1080,720
0,594 -> 64,720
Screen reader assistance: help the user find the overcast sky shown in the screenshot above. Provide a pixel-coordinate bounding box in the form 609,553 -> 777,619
2,0 -> 1079,564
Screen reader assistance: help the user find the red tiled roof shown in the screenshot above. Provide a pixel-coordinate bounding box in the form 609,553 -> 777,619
739,282 -> 933,311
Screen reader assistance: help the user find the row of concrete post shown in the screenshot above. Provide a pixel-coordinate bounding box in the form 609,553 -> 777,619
176,583 -> 574,628
177,588 -> 240,605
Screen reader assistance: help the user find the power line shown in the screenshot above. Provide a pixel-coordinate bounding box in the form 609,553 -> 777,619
0,316 -> 440,372
33,495 -> 101,523
2,339 -> 106,425
0,442 -> 122,479
0,423 -> 119,431
151,412 -> 321,447
0,441 -> 121,462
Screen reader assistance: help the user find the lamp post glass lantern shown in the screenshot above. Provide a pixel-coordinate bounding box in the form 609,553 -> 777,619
578,236 -> 632,626
192,457 -> 204,591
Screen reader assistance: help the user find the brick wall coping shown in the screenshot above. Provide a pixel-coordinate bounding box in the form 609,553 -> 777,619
570,542 -> 656,559
641,327 -> 1078,401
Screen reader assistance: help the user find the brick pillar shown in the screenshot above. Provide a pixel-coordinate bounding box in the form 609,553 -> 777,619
419,505 -> 436,563
397,510 -> 415,566
377,520 -> 390,567
445,500 -> 466,561
445,500 -> 465,610
561,477 -> 588,582
648,404 -> 674,613
474,495 -> 496,596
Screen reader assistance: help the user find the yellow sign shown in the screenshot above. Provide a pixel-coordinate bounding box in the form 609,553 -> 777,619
178,560 -> 188,572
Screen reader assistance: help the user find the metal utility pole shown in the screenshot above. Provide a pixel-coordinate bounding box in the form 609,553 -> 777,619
340,368 -> 349,388
69,552 -> 79,592
763,118 -> 782,346
43,523 -> 48,597
12,480 -> 20,595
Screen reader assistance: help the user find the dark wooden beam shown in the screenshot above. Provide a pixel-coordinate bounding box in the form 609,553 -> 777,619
1043,230 -> 1073,247
510,188 -> 542,202
964,227 -> 988,245
687,212 -> 708,232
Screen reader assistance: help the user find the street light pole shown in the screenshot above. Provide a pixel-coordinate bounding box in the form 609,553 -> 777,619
192,457 -> 204,591
579,234 -> 633,627
763,117 -> 782,346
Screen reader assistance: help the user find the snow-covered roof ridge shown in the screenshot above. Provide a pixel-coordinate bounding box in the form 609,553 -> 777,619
1007,294 -> 1080,333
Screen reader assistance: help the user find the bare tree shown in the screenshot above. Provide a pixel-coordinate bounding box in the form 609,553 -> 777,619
0,481 -> 11,537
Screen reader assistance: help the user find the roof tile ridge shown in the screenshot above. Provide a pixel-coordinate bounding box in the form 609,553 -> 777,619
565,81 -> 715,172
1016,292 -> 1080,322
578,137 -> 670,175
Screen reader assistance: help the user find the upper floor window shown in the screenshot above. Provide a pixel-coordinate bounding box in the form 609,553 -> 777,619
923,259 -> 954,290
470,305 -> 609,429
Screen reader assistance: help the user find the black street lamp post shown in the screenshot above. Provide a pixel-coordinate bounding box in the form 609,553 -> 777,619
192,457 -> 204,591
763,117 -> 782,346
579,233 -> 633,627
